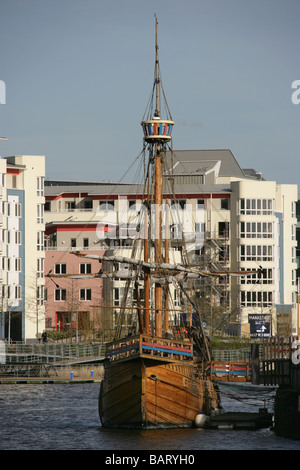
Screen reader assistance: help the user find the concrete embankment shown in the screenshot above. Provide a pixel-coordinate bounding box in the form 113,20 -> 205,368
0,363 -> 104,384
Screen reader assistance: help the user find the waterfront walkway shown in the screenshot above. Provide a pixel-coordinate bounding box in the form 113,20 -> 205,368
0,376 -> 102,384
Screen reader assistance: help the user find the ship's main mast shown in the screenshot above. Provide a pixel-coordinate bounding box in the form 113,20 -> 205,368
141,18 -> 174,337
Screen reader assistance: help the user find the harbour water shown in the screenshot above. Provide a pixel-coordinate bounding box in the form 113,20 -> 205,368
0,382 -> 300,451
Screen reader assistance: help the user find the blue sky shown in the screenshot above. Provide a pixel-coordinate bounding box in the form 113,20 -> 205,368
0,0 -> 299,187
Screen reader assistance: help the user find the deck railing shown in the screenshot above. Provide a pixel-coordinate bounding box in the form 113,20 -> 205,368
106,335 -> 193,362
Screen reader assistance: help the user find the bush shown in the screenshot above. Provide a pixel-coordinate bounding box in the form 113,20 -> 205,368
211,336 -> 255,350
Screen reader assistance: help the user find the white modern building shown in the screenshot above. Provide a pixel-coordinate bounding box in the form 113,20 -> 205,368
0,155 -> 45,342
44,149 -> 298,339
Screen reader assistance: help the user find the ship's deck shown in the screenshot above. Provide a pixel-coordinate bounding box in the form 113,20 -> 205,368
105,334 -> 194,363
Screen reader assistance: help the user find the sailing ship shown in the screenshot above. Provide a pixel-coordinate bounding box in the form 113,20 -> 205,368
97,18 -> 222,429
49,18 -> 257,428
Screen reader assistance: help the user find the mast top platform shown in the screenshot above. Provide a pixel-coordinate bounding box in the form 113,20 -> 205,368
141,118 -> 174,143
141,17 -> 174,145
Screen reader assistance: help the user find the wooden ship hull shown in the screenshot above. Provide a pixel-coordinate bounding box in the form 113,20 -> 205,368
99,334 -> 220,428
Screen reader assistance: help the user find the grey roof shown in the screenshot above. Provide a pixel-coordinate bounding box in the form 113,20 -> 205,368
45,149 -> 250,197
45,182 -> 231,197
166,149 -> 246,178
45,183 -> 144,197
166,160 -> 219,175
45,179 -> 132,187
242,169 -> 265,180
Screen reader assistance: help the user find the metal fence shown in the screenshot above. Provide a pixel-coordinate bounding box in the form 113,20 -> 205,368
211,348 -> 252,362
2,342 -> 106,364
1,342 -> 253,364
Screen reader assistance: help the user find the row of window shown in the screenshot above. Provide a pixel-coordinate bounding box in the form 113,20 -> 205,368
239,198 -> 274,216
7,202 -> 22,217
240,268 -> 274,284
240,291 -> 273,308
53,288 -> 92,302
240,245 -> 274,261
54,263 -> 92,274
1,284 -> 22,300
4,257 -> 22,272
240,244 -> 296,264
240,222 -> 273,238
1,201 -> 43,222
44,197 -> 231,213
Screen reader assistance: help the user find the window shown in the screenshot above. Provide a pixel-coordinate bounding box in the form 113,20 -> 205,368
37,258 -> 44,277
80,263 -> 91,274
98,200 -> 115,211
170,224 -> 182,240
37,231 -> 44,251
240,222 -> 273,238
197,199 -> 205,209
219,222 -> 229,237
195,222 -> 205,232
55,263 -> 66,274
239,198 -> 273,216
83,238 -> 89,248
292,246 -> 296,263
45,201 -> 51,211
15,203 -> 21,217
37,177 -> 44,196
7,231 -> 21,245
240,290 -> 273,308
113,288 -> 119,306
172,199 -> 186,209
15,231 -> 21,245
37,286 -> 44,305
37,204 -> 44,223
15,258 -> 22,272
84,198 -> 93,210
221,198 -> 229,210
55,289 -> 66,301
80,288 -> 91,301
174,289 -> 181,307
71,238 -> 76,248
65,201 -> 75,211
15,285 -> 22,300
240,268 -> 273,285
240,245 -> 274,262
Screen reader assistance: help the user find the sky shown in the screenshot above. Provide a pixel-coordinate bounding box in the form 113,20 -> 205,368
0,0 -> 299,187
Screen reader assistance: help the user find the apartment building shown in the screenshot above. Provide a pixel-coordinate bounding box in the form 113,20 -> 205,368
0,155 -> 45,342
44,149 -> 298,338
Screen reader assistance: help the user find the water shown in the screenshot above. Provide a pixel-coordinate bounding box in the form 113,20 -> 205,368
0,382 -> 300,451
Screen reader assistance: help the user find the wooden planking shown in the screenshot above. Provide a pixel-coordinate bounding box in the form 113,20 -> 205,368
100,358 -> 143,426
99,355 -> 220,428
